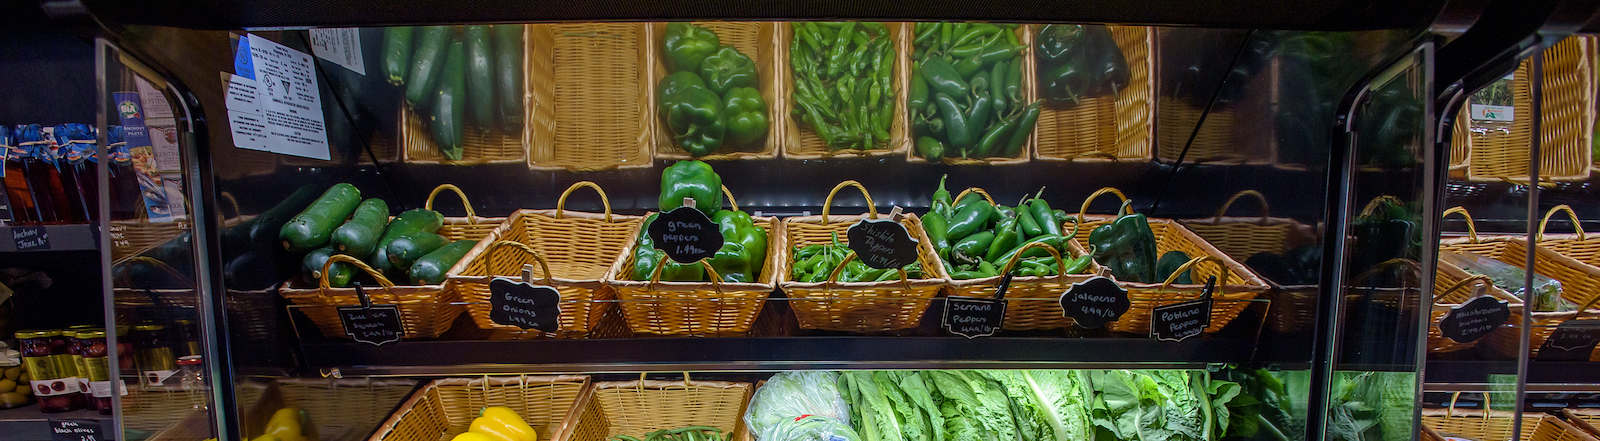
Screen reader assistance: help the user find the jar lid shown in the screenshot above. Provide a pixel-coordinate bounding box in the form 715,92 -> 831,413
133,324 -> 166,331
176,355 -> 202,366
36,330 -> 62,337
75,330 -> 106,339
67,324 -> 98,330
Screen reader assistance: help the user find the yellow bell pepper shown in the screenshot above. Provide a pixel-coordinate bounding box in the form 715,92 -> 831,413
264,408 -> 306,441
252,435 -> 280,441
469,406 -> 538,441
452,432 -> 496,441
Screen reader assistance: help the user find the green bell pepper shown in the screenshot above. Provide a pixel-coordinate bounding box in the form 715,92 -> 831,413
1086,202 -> 1159,283
657,71 -> 708,116
712,209 -> 767,279
708,241 -> 752,283
722,87 -> 769,147
658,160 -> 723,214
1036,24 -> 1128,104
663,23 -> 720,73
699,46 -> 758,95
666,87 -> 726,157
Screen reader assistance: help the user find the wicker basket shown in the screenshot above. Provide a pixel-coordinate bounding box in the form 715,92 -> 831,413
567,375 -> 751,441
783,22 -> 910,160
1068,188 -> 1269,334
1457,35 -> 1596,183
1156,101 -> 1245,165
109,218 -> 190,263
527,23 -> 653,171
1564,409 -> 1600,437
280,255 -> 464,339
1534,205 -> 1600,268
1178,190 -> 1315,262
399,25 -> 530,166
1533,415 -> 1600,441
603,187 -> 780,336
1479,294 -> 1600,361
777,181 -> 949,332
369,376 -> 592,441
1449,104 -> 1472,172
905,24 -> 1032,166
1422,393 -> 1525,441
650,22 -> 784,161
453,182 -> 644,339
1033,25 -> 1154,164
1439,213 -> 1600,316
936,187 -> 1100,330
428,184 -> 505,243
1426,270 -> 1519,354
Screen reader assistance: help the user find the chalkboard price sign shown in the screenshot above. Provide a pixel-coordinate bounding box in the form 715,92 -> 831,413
848,217 -> 920,270
648,205 -> 723,264
12,225 -> 49,250
339,303 -> 403,346
1060,276 -> 1130,329
51,420 -> 101,441
1438,295 -> 1511,344
489,277 -> 562,332
1536,319 -> 1600,361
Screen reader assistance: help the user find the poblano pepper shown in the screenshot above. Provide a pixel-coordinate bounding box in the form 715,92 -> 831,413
658,160 -> 723,214
666,87 -> 726,157
699,46 -> 758,95
1035,24 -> 1129,104
663,23 -> 720,73
722,87 -> 769,147
1086,200 -> 1159,283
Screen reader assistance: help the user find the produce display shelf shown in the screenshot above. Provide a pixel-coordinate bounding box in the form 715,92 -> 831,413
300,336 -> 1256,374
0,223 -> 98,252
0,407 -> 116,441
1424,361 -> 1600,386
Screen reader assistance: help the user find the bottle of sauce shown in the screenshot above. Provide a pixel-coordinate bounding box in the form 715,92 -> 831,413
13,125 -> 74,224
131,323 -> 177,389
52,124 -> 97,222
2,126 -> 40,224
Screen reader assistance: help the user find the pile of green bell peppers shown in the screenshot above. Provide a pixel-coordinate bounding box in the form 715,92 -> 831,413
658,23 -> 769,157
791,232 -> 925,283
1084,199 -> 1161,283
1034,24 -> 1130,105
789,22 -> 897,151
910,23 -> 1042,161
922,176 -> 1091,279
632,160 -> 768,283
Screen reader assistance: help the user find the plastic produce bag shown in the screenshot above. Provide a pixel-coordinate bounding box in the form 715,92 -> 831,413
1440,251 -> 1573,312
745,371 -> 851,441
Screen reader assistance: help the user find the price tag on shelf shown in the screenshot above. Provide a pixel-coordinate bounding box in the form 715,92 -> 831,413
943,274 -> 1011,339
1438,294 -> 1510,344
1150,277 -> 1215,342
337,283 -> 403,346
1060,276 -> 1129,329
50,420 -> 101,441
648,199 -> 723,264
12,225 -> 50,251
488,270 -> 562,333
847,207 -> 920,270
1536,319 -> 1600,361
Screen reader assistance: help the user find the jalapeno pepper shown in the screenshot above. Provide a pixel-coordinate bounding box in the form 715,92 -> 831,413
1029,192 -> 1063,237
922,210 -> 951,260
945,198 -> 994,241
985,216 -> 1021,263
920,58 -> 970,98
934,92 -> 973,153
1002,100 -> 1042,158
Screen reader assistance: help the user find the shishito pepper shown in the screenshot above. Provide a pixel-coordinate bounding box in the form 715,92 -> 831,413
658,160 -> 723,214
665,87 -> 726,157
699,46 -> 758,95
722,87 -> 769,147
662,23 -> 720,73
1086,200 -> 1159,283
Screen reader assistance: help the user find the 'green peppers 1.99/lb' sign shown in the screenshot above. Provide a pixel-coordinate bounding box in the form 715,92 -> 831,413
648,204 -> 724,264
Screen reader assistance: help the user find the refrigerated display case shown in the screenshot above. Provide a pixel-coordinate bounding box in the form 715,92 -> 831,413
45,1 -> 1600,441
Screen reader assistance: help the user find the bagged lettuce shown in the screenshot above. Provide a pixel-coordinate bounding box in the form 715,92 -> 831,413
765,416 -> 863,441
747,371 -> 853,441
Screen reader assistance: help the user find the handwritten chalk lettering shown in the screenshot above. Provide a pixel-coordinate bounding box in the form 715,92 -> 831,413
649,207 -> 723,263
338,305 -> 403,346
488,278 -> 562,332
943,296 -> 1005,338
1151,298 -> 1211,342
848,219 -> 920,270
12,226 -> 50,251
1536,319 -> 1600,361
1060,276 -> 1130,329
52,419 -> 102,441
1439,296 -> 1510,344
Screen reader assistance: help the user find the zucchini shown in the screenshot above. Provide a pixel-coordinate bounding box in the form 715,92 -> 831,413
404,26 -> 453,108
464,25 -> 495,131
492,24 -> 524,131
243,184 -> 320,252
386,232 -> 450,270
433,37 -> 466,160
382,26 -> 415,85
302,246 -> 355,288
368,209 -> 445,278
408,240 -> 475,285
331,198 -> 390,258
278,183 -> 362,253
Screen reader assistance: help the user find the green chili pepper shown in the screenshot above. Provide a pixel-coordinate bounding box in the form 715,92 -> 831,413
931,174 -> 953,218
795,23 -> 824,54
1002,100 -> 1041,158
909,64 -> 930,113
951,24 -> 1001,49
935,92 -> 972,152
1053,209 -> 1069,229
974,117 -> 1011,159
1029,193 -> 1062,237
992,234 -> 1070,268
985,216 -> 1021,263
950,23 -> 969,43
920,57 -> 970,97
922,210 -> 951,260
948,42 -> 987,59
992,204 -> 1013,224
1064,255 -> 1094,274
1006,54 -> 1023,106
939,22 -> 953,50
916,136 -> 945,161
976,260 -> 998,278
945,199 -> 994,241
1017,201 -> 1044,238
827,22 -> 856,77
952,231 -> 995,265
990,59 -> 1010,112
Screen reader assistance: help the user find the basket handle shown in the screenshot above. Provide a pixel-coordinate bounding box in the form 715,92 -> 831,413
1212,190 -> 1270,225
485,241 -> 555,286
1359,195 -> 1403,217
1431,274 -> 1498,304
820,180 -> 878,224
1442,206 -> 1479,244
1075,187 -> 1132,225
823,251 -> 913,292
556,181 -> 613,222
721,185 -> 739,212
1157,256 -> 1228,297
426,184 -> 479,225
218,191 -> 243,220
645,257 -> 725,297
320,255 -> 399,303
952,188 -> 996,207
998,241 -> 1069,288
1536,204 -> 1586,243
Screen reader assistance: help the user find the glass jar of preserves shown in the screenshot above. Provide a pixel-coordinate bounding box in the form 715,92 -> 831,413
16,330 -> 81,412
75,330 -> 114,414
66,325 -> 96,410
132,324 -> 177,388
115,325 -> 134,370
